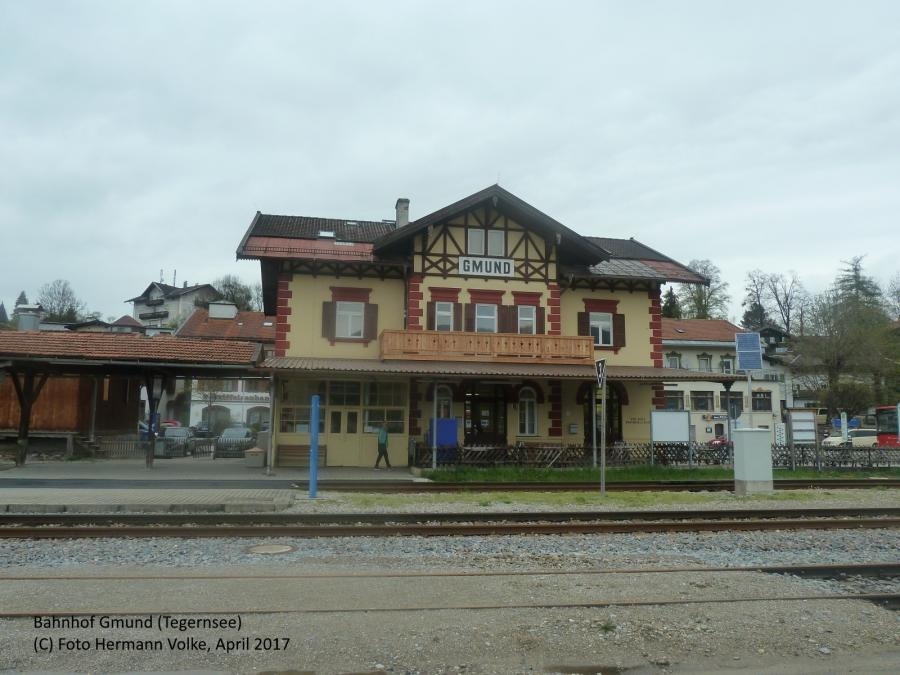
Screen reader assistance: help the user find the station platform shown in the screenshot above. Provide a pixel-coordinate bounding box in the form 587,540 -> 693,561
0,457 -> 425,513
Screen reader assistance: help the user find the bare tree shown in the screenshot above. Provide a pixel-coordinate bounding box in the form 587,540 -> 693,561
210,275 -> 258,312
251,282 -> 264,312
741,269 -> 771,329
676,260 -> 730,320
887,272 -> 900,320
37,279 -> 86,323
766,271 -> 805,335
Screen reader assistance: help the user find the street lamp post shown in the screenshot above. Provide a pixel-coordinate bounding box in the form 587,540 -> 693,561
145,373 -> 165,469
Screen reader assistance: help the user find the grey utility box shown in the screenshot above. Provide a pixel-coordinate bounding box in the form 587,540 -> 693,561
733,428 -> 773,495
244,448 -> 265,468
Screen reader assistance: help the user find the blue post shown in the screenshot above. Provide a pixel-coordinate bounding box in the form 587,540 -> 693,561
309,394 -> 319,499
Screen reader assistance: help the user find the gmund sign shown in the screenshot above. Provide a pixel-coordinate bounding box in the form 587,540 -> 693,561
458,256 -> 515,277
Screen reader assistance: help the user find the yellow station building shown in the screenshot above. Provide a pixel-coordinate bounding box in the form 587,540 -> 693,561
237,185 -> 738,468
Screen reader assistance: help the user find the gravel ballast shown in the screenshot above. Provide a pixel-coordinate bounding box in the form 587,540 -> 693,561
1,488 -> 898,674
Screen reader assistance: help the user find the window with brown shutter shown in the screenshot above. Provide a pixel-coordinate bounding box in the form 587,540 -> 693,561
536,307 -> 545,334
322,300 -> 378,344
322,302 -> 336,340
612,314 -> 626,348
364,303 -> 378,341
499,305 -> 517,333
578,303 -> 626,352
464,304 -> 475,332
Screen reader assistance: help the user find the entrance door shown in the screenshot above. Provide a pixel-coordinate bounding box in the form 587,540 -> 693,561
464,383 -> 507,444
583,384 -> 623,446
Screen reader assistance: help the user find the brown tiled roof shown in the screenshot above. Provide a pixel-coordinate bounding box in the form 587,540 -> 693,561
583,237 -> 706,285
260,357 -> 740,383
239,236 -> 377,262
0,331 -> 259,365
245,213 -> 395,242
178,309 -> 276,343
112,315 -> 144,327
662,318 -> 745,342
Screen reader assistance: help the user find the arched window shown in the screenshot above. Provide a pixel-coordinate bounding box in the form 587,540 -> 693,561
518,387 -> 537,436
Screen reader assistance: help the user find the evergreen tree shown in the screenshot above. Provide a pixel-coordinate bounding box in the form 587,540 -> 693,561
741,301 -> 769,330
661,288 -> 681,318
836,256 -> 882,307
14,291 -> 27,307
0,302 -> 8,324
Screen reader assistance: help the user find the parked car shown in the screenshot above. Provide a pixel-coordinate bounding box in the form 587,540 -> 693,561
214,426 -> 256,458
822,428 -> 876,448
707,436 -> 731,449
849,429 -> 878,448
161,426 -> 196,457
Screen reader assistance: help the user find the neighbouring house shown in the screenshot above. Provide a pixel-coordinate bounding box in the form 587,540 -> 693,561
237,184 -> 739,468
126,282 -> 223,421
176,301 -> 276,431
661,318 -> 796,442
126,282 -> 222,330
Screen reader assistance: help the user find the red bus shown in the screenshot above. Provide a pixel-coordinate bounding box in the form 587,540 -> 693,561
875,405 -> 899,447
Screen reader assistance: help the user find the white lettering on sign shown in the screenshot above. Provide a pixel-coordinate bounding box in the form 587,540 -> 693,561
458,256 -> 514,277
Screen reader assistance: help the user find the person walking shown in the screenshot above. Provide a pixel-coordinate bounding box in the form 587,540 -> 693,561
375,422 -> 391,469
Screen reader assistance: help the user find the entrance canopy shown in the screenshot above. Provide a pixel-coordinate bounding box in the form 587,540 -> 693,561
261,356 -> 743,384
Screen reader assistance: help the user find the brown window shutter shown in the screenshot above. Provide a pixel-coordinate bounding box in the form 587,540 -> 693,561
322,302 -> 336,340
613,314 -> 626,348
577,311 -> 589,337
453,303 -> 462,332
536,307 -> 545,334
464,304 -> 475,332
364,303 -> 379,341
499,305 -> 514,333
426,302 -> 435,330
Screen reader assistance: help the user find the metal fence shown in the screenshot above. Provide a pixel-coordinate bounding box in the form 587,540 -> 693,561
411,441 -> 900,470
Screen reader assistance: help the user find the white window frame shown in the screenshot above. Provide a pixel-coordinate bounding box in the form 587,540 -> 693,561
698,356 -> 712,372
589,312 -> 613,346
467,229 -> 485,256
517,305 -> 536,334
691,391 -> 714,411
666,355 -> 681,369
475,303 -> 498,333
664,391 -> 685,410
752,391 -> 773,412
721,358 -> 734,374
335,301 -> 364,338
518,387 -> 537,436
435,301 -> 454,331
436,385 -> 453,419
486,229 -> 505,257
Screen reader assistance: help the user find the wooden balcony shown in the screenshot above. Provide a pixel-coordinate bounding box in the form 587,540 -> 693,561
380,330 -> 594,364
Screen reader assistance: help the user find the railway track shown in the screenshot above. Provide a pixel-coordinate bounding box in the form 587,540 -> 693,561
3,508 -> 898,539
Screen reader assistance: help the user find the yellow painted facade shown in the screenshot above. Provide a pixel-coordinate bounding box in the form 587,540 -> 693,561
259,192 -> 705,468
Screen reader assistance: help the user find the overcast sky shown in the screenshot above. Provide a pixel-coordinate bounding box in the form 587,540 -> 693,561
2,0 -> 898,324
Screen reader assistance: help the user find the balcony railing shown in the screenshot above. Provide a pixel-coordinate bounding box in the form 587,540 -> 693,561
380,330 -> 594,364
